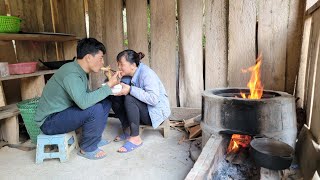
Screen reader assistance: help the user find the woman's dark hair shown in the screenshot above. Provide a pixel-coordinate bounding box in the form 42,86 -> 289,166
77,38 -> 106,59
116,49 -> 145,66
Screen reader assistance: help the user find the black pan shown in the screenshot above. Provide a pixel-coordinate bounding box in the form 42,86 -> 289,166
250,137 -> 294,170
38,57 -> 75,69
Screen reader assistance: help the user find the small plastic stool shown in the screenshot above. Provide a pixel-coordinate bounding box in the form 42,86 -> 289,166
36,131 -> 79,164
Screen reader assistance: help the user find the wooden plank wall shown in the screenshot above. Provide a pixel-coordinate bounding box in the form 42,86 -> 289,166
178,0 -> 203,108
0,0 -> 306,109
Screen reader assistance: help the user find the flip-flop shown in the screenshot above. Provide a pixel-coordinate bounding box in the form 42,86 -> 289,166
77,148 -> 106,160
114,132 -> 130,142
118,141 -> 143,153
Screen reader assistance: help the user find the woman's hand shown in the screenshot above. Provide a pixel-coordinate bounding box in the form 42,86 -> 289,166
107,71 -> 122,87
114,83 -> 130,96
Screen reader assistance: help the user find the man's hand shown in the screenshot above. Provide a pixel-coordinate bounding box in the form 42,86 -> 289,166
114,83 -> 130,96
107,71 -> 122,87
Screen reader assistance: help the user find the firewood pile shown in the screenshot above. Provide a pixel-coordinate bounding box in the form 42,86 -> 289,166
169,114 -> 202,141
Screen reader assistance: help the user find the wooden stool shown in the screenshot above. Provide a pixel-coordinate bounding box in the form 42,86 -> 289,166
35,131 -> 78,163
139,119 -> 170,138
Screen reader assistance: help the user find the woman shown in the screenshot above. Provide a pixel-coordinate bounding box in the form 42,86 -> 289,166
111,49 -> 171,153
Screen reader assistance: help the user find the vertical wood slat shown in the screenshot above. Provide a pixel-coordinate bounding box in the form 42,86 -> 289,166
151,0 -> 176,107
9,0 -> 46,62
258,0 -> 290,91
205,0 -> 228,89
285,0 -> 306,94
104,0 -> 124,69
296,17 -> 312,108
52,0 -> 86,60
126,0 -> 149,66
306,9 -> 320,128
228,0 -> 256,88
0,0 -> 5,13
178,0 -> 203,108
88,0 -> 107,90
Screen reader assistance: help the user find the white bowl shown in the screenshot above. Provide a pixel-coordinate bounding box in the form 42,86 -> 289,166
111,84 -> 122,94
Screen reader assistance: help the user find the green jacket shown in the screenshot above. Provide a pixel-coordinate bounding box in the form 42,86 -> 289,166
35,61 -> 112,127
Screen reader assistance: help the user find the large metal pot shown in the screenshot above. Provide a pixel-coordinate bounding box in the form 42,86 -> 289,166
250,137 -> 294,170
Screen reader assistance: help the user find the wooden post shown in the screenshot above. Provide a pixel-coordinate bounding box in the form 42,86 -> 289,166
258,0 -> 290,91
178,0 -> 204,108
205,0 -> 228,89
20,76 -> 45,100
1,116 -> 19,144
150,0 -> 176,106
228,0 -> 256,87
126,0 -> 149,66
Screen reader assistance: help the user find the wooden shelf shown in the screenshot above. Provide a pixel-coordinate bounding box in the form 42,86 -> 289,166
0,33 -> 81,42
0,70 -> 56,81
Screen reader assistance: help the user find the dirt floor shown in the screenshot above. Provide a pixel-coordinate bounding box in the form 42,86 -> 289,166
0,118 -> 194,179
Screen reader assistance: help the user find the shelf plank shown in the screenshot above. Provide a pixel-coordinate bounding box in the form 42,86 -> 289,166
0,70 -> 56,81
0,33 -> 81,42
0,104 -> 19,120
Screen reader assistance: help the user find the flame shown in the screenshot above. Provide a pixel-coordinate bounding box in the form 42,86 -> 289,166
241,54 -> 264,99
227,134 -> 252,154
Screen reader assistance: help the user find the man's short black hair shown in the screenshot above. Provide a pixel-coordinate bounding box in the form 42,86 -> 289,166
76,38 -> 106,59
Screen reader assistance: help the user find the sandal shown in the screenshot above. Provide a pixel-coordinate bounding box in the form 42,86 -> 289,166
77,148 -> 107,160
117,141 -> 143,153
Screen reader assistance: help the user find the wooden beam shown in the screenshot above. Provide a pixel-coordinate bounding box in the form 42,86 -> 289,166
0,70 -> 56,81
306,0 -> 320,16
0,104 -> 19,120
0,33 -> 79,42
178,0 -> 204,108
228,0 -> 256,87
205,0 -> 228,89
150,0 -> 176,106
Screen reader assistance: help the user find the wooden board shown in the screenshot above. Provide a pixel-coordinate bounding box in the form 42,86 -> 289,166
88,0 -> 107,90
285,0 -> 305,94
205,0 -> 227,89
9,0 -> 46,62
0,104 -> 19,120
296,17 -> 312,108
169,107 -> 201,121
150,0 -> 176,106
178,0 -> 203,108
258,0 -> 290,91
305,10 -> 320,125
20,75 -> 45,100
104,0 -> 124,69
310,9 -> 320,143
126,0 -> 149,66
228,0 -> 256,88
0,0 -> 5,14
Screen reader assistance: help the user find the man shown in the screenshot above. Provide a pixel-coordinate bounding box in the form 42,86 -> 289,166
35,38 -> 119,160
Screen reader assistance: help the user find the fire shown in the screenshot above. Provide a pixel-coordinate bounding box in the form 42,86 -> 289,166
227,134 -> 252,154
240,54 -> 264,99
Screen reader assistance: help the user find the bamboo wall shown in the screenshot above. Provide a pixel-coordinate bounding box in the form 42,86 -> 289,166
0,0 -> 305,109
